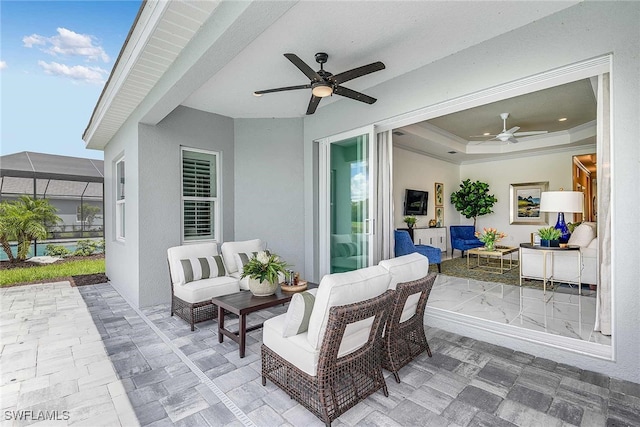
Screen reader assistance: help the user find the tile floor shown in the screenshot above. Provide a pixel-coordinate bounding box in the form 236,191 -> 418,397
1,280 -> 636,427
429,275 -> 611,346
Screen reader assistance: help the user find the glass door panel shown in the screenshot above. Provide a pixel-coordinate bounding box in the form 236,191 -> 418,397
319,127 -> 375,275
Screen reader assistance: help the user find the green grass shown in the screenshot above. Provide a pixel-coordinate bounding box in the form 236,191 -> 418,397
0,258 -> 105,286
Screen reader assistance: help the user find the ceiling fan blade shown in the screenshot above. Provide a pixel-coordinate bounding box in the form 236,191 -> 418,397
306,95 -> 321,115
331,61 -> 385,85
470,134 -> 498,138
284,53 -> 322,81
334,86 -> 377,104
508,136 -> 519,144
505,126 -> 520,134
254,84 -> 311,95
513,130 -> 549,136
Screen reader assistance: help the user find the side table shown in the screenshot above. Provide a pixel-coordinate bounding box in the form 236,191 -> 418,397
519,243 -> 582,295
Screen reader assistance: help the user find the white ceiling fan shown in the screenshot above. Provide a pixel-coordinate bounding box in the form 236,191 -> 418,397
472,113 -> 548,144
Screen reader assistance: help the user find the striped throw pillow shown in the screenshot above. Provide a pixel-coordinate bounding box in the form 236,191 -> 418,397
282,291 -> 316,337
179,255 -> 226,284
234,250 -> 271,274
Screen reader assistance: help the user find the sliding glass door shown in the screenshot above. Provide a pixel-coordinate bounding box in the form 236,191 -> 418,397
318,126 -> 376,276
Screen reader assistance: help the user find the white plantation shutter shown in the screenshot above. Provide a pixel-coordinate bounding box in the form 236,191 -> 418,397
181,149 -> 219,242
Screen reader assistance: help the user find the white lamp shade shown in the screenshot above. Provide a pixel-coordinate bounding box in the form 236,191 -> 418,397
539,191 -> 584,213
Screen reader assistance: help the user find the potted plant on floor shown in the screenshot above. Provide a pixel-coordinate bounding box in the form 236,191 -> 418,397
450,179 -> 497,227
537,227 -> 561,247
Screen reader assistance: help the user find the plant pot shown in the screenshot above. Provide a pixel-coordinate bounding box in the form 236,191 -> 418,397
540,239 -> 560,247
248,277 -> 278,297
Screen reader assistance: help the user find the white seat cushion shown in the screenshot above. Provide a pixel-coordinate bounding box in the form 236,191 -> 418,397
220,239 -> 265,274
306,265 -> 390,350
173,276 -> 239,304
230,271 -> 250,290
263,314 -> 319,376
379,253 -> 430,323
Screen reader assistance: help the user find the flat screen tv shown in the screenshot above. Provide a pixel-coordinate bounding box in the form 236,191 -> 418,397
404,189 -> 428,216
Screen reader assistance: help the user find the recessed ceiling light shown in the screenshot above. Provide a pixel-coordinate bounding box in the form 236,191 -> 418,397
483,132 -> 491,136
558,117 -> 567,121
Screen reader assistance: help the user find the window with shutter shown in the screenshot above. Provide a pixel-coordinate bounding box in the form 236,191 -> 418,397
181,148 -> 219,242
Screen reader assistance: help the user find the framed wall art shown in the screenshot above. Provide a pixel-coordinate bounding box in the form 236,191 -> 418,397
435,182 -> 444,206
509,181 -> 549,225
435,206 -> 444,227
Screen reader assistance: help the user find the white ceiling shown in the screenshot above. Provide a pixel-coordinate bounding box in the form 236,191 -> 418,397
182,1 -> 579,119
393,78 -> 598,164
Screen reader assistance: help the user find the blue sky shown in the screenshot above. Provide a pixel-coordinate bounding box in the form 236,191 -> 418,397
1,1 -> 141,160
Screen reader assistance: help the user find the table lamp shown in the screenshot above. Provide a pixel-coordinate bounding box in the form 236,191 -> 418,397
539,190 -> 584,244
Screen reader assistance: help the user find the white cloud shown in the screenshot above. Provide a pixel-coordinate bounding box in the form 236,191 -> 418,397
38,61 -> 108,85
24,28 -> 109,62
351,172 -> 368,202
0,61 -> 7,70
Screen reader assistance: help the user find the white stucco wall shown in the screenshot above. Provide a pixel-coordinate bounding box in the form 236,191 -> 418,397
104,119 -> 140,307
303,2 -> 640,382
137,106 -> 235,307
393,147 -> 460,234
233,118 -> 305,274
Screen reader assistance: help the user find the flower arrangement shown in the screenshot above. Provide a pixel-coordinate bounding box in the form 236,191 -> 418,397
240,251 -> 288,284
403,215 -> 417,228
475,227 -> 506,251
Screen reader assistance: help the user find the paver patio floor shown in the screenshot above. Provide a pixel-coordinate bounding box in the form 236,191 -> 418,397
2,281 -> 639,426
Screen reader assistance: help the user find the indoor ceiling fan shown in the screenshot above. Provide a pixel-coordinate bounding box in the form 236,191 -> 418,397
253,52 -> 385,115
471,113 -> 548,144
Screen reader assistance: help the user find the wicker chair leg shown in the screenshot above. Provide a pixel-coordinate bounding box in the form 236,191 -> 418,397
426,342 -> 432,357
392,372 -> 401,383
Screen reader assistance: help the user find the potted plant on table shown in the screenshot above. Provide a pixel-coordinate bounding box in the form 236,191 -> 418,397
474,227 -> 506,252
537,227 -> 561,247
241,251 -> 288,296
403,215 -> 417,229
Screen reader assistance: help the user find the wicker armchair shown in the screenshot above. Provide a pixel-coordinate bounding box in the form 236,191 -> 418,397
167,243 -> 239,331
383,273 -> 437,383
262,289 -> 394,427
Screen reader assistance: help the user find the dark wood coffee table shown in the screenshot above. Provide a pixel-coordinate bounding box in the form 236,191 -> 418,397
212,283 -> 318,358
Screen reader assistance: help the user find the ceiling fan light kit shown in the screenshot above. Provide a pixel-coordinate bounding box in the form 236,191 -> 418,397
253,52 -> 385,114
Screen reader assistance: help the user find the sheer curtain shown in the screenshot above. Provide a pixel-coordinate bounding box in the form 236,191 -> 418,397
375,130 -> 394,263
594,72 -> 611,336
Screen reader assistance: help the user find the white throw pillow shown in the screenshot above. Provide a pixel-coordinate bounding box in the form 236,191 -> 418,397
282,289 -> 318,338
179,255 -> 226,284
568,223 -> 596,247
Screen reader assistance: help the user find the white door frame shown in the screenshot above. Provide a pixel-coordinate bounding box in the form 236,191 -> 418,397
318,125 -> 376,278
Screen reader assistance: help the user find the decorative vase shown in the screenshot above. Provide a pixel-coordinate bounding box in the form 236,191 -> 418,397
540,239 -> 559,247
248,277 -> 278,297
484,241 -> 495,251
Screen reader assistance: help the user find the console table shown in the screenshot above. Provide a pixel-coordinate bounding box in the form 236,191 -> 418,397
519,243 -> 582,295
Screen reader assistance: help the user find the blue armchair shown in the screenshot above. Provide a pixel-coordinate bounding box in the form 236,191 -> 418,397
394,230 -> 441,273
450,225 -> 484,257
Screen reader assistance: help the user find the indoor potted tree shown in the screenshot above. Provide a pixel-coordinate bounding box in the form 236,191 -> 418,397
537,226 -> 561,247
450,179 -> 498,227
